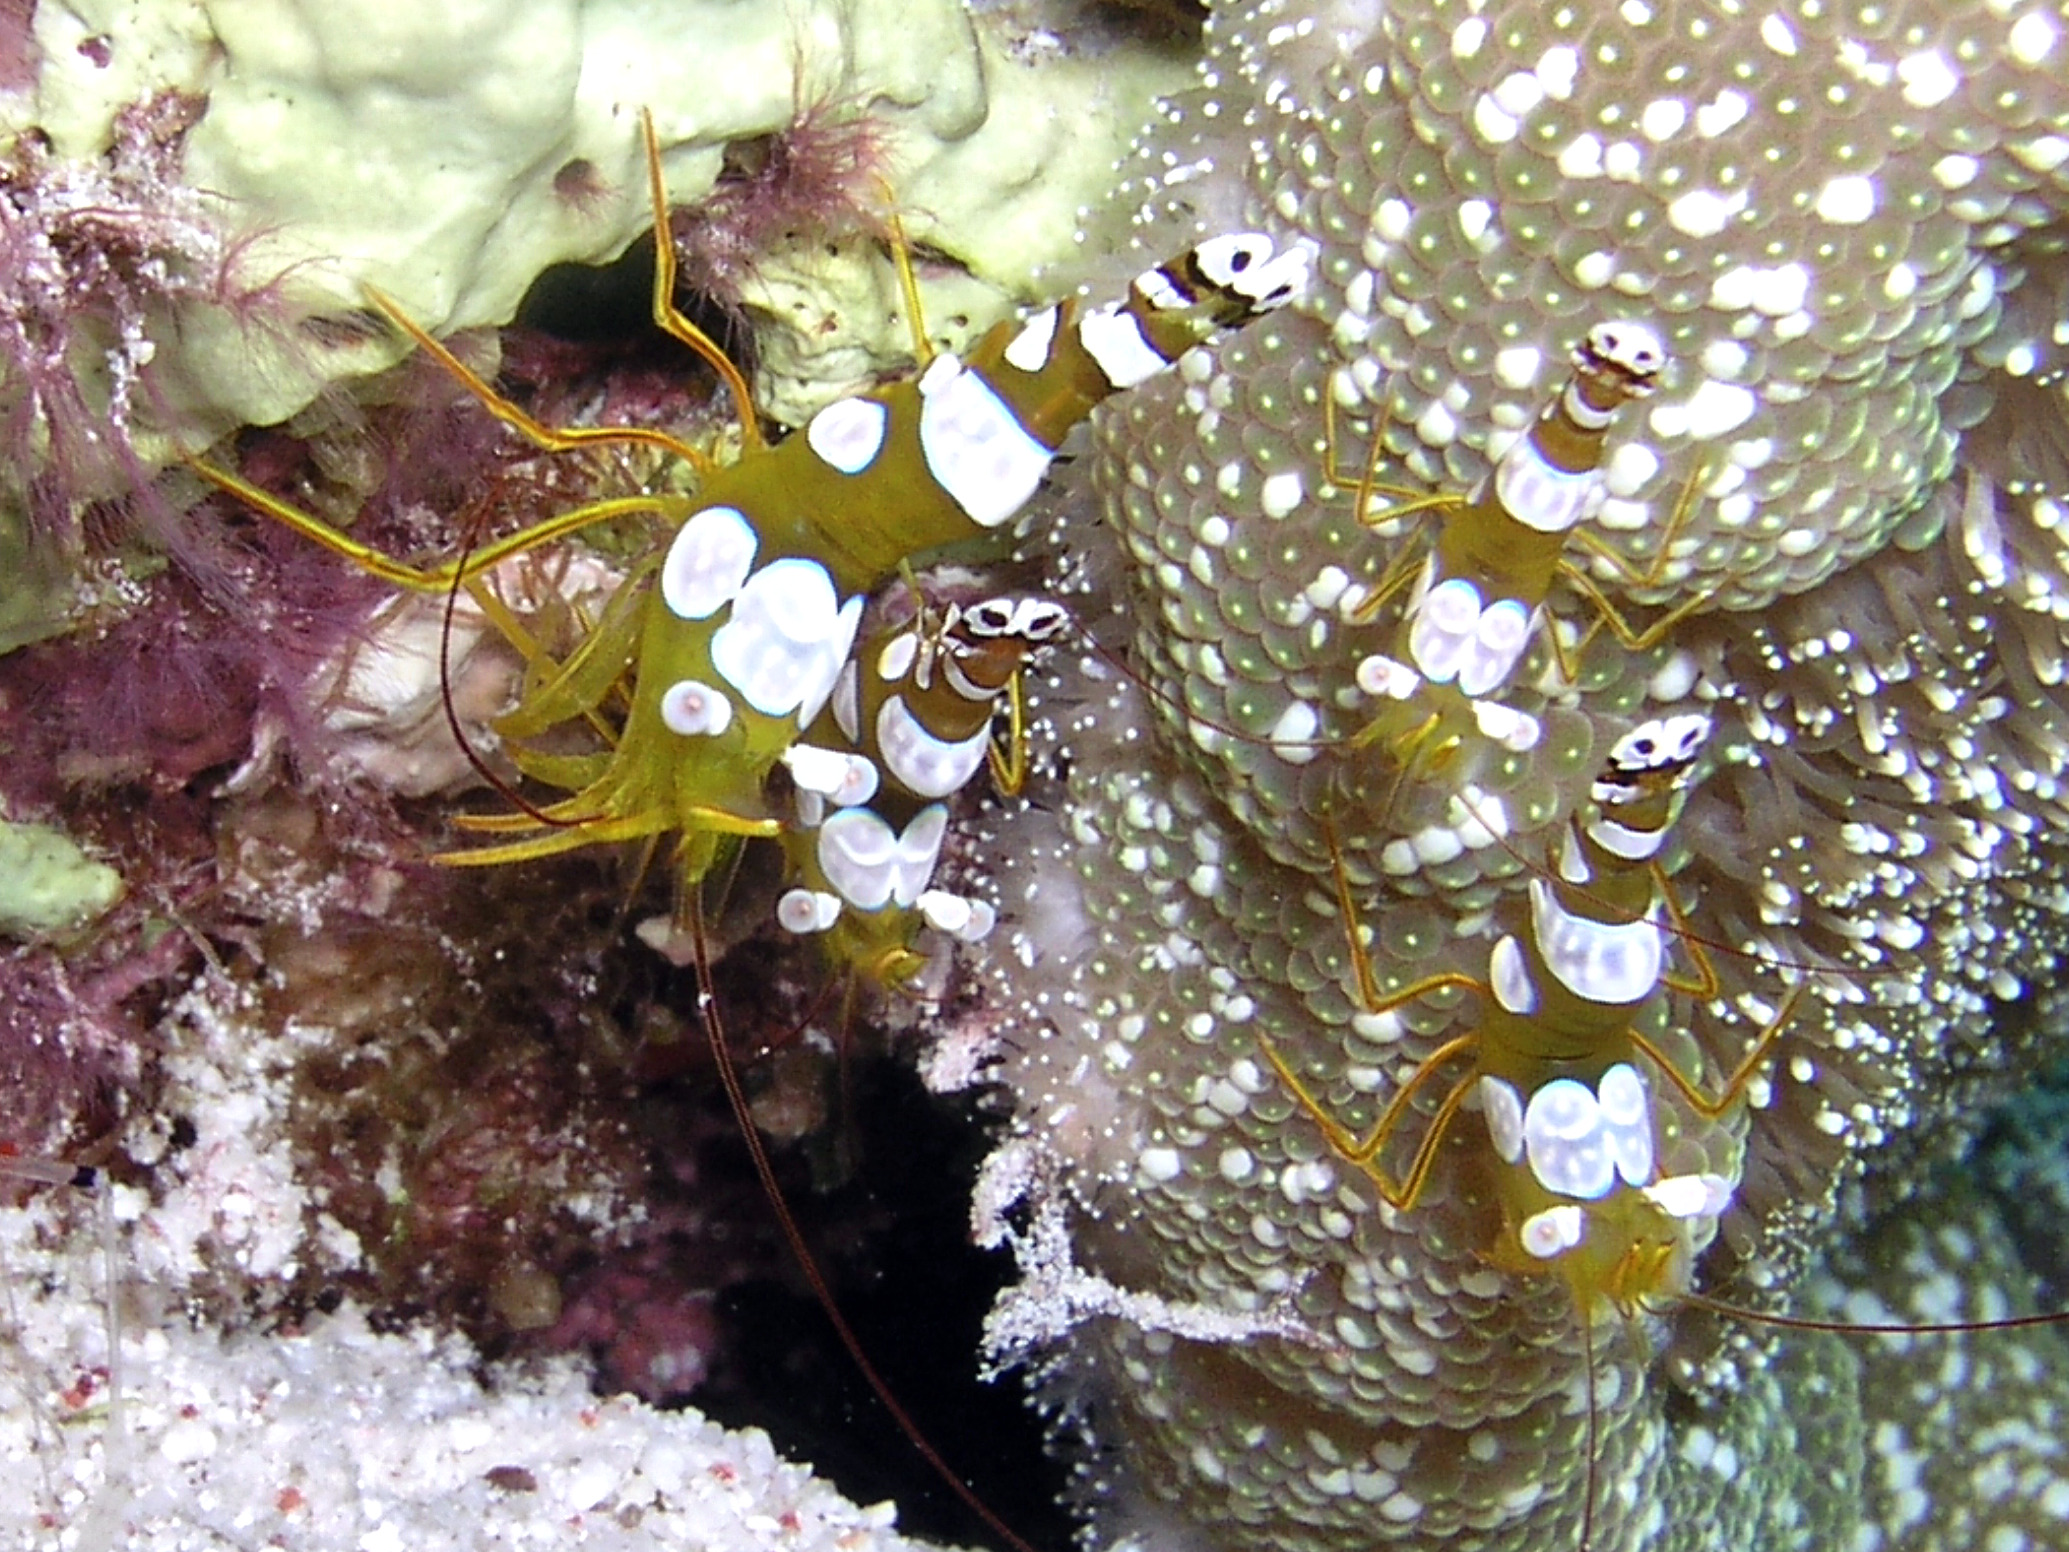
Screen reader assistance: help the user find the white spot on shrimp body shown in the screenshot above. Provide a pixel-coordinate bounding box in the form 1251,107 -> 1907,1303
1643,1172 -> 1733,1219
1472,700 -> 1541,751
1408,576 -> 1536,696
876,631 -> 919,684
817,804 -> 948,912
959,895 -> 997,941
1489,934 -> 1537,1015
916,352 -> 1055,528
661,505 -> 757,620
1494,439 -> 1600,535
782,743 -> 879,806
1357,653 -> 1422,700
877,694 -> 991,798
1588,813 -> 1666,862
1079,304 -> 1170,390
804,397 -> 889,475
1521,1063 -> 1655,1201
1134,264 -> 1188,314
777,888 -> 842,933
1479,1075 -> 1526,1162
1529,878 -> 1664,1006
659,678 -> 733,737
1607,712 -> 1710,774
918,889 -> 994,941
1200,233 -> 1315,310
1520,1204 -> 1586,1259
708,558 -> 864,723
831,660 -> 861,743
1004,305 -> 1060,373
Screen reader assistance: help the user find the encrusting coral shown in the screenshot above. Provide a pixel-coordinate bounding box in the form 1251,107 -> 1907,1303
9,0 -> 2069,1549
970,0 -> 2069,1548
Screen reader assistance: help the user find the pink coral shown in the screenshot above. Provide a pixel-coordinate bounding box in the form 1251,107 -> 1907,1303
0,93 -> 260,539
669,91 -> 895,308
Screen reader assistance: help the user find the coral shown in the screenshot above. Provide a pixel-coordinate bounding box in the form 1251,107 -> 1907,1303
0,92 -> 231,526
966,0 -> 2069,1548
0,1186 -> 952,1552
668,90 -> 899,310
0,88 -> 279,649
0,928 -> 176,1154
0,818 -> 124,938
156,0 -> 1192,427
1650,1148 -> 2069,1552
0,0 -> 1194,644
0,0 -> 1200,680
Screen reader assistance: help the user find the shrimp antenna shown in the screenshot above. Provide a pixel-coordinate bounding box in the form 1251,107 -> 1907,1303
680,895 -> 1045,1552
432,516 -> 590,831
1673,1288 -> 2069,1338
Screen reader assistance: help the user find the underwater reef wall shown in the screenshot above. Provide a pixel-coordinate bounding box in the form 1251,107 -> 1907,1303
0,0 -> 1182,1545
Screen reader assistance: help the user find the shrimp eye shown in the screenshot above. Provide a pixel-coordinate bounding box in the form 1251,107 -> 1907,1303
964,598 -> 1019,636
1017,601 -> 1069,642
1581,320 -> 1667,388
1606,712 -> 1713,777
1194,233 -> 1271,286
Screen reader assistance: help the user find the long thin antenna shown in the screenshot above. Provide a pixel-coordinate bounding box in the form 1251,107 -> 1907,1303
1579,1315 -> 1598,1552
1677,1288 -> 2069,1337
682,897 -> 1045,1552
